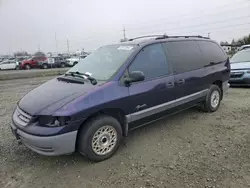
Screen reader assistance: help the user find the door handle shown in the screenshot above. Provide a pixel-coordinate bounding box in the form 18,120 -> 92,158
177,79 -> 185,85
166,82 -> 174,88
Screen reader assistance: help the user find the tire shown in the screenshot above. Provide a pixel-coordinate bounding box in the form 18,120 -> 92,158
60,63 -> 65,68
77,115 -> 122,162
202,85 -> 222,112
73,61 -> 78,66
25,64 -> 31,70
15,66 -> 20,70
42,64 -> 48,69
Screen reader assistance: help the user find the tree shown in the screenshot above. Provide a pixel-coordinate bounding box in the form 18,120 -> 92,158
237,34 -> 250,45
34,51 -> 46,57
220,41 -> 229,45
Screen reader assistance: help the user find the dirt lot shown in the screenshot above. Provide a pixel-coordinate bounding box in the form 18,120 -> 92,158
0,76 -> 250,188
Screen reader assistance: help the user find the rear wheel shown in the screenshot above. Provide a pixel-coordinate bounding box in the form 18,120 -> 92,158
77,115 -> 122,162
25,64 -> 31,70
201,85 -> 221,112
60,63 -> 66,68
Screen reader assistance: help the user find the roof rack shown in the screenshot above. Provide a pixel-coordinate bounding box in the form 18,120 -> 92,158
128,35 -> 164,41
155,35 -> 210,39
127,34 -> 210,41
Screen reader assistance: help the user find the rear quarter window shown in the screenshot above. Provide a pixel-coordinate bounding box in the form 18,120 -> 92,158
197,41 -> 227,66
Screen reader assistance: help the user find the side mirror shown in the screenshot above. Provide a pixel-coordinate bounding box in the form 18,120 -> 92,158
124,71 -> 145,85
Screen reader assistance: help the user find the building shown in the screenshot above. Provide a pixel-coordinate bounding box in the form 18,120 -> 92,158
221,44 -> 240,54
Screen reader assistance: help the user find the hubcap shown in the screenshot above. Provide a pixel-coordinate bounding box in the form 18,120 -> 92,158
211,90 -> 220,108
91,125 -> 117,156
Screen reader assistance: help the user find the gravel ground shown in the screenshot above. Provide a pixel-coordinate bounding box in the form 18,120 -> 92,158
0,76 -> 250,188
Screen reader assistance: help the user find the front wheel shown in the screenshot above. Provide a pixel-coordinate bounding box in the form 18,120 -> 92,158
202,85 -> 222,112
42,64 -> 48,69
77,115 -> 122,162
25,64 -> 31,70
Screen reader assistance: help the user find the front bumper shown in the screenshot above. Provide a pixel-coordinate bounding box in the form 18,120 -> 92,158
11,123 -> 77,156
229,79 -> 250,86
229,71 -> 250,86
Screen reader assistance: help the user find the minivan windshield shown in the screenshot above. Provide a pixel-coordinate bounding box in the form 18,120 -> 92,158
230,50 -> 250,63
67,44 -> 137,80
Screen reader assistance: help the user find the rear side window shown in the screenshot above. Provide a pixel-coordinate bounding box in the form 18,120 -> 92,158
129,43 -> 169,80
197,41 -> 226,66
163,41 -> 203,74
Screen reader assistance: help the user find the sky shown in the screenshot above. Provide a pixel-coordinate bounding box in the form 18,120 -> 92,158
0,0 -> 250,54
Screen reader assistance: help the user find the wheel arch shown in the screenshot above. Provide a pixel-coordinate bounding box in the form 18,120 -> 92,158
77,108 -> 128,138
212,80 -> 223,99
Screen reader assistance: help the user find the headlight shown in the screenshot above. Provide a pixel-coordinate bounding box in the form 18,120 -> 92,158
38,116 -> 71,127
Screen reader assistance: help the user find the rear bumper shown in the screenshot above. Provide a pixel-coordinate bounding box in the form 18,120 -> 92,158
222,81 -> 230,92
11,123 -> 77,156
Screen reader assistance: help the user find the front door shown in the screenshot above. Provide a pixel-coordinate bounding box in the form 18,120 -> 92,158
125,43 -> 176,129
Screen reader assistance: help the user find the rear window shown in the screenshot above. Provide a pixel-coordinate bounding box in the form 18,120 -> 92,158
197,41 -> 226,66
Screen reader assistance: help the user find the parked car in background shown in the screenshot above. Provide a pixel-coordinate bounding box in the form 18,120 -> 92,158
38,56 -> 67,69
20,56 -> 47,69
11,35 -> 230,162
0,60 -> 19,70
66,55 -> 87,67
239,44 -> 250,51
229,48 -> 250,86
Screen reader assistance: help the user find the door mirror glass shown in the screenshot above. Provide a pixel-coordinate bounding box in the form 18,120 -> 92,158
125,71 -> 145,84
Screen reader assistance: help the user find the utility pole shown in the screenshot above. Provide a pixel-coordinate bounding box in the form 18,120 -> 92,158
123,27 -> 126,41
67,39 -> 70,54
38,44 -> 40,51
55,32 -> 58,53
9,46 -> 12,56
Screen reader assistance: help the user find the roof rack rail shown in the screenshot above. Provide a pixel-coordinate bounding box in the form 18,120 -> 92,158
127,34 -> 210,42
128,35 -> 164,41
155,35 -> 210,40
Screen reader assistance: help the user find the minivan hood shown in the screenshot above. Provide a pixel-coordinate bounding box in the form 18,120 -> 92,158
231,62 -> 250,70
18,77 -> 105,115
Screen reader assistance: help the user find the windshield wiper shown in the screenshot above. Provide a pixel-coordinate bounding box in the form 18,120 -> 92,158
65,71 -> 97,85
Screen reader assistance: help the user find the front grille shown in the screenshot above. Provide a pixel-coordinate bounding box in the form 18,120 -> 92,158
230,72 -> 244,78
14,106 -> 32,127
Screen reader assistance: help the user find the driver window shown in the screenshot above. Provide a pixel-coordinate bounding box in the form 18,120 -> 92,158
128,43 -> 169,80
